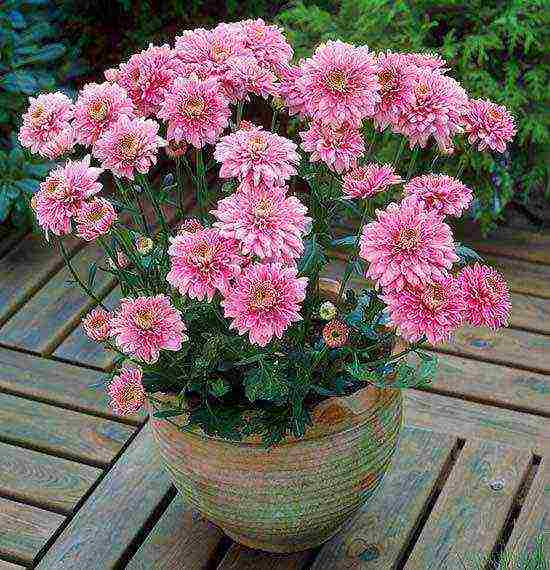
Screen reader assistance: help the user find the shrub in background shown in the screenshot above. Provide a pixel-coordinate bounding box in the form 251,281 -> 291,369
278,0 -> 550,233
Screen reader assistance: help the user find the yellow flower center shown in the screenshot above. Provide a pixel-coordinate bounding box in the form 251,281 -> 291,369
397,227 -> 420,251
211,44 -> 231,62
487,108 -> 502,122
248,134 -> 268,152
30,105 -> 46,125
326,70 -> 348,92
182,97 -> 205,118
253,198 -> 272,218
422,285 -> 446,310
119,134 -> 139,159
415,83 -> 429,98
85,204 -> 107,223
89,100 -> 109,122
249,283 -> 276,311
378,69 -> 394,90
134,310 -> 154,330
192,241 -> 215,266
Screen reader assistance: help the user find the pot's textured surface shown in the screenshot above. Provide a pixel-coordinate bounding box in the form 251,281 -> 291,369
150,385 -> 403,553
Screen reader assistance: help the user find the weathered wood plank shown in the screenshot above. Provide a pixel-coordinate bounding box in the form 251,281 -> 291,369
0,497 -> 65,565
0,244 -> 115,355
485,254 -> 550,300
502,458 -> 548,565
405,390 -> 549,456
0,559 -> 26,569
0,229 -> 27,259
126,498 -> 223,570
218,545 -> 311,570
405,440 -> 532,569
437,325 -> 550,375
53,287 -> 122,370
312,427 -> 456,569
0,392 -> 135,467
428,352 -> 550,416
0,441 -> 101,515
0,234 -> 80,326
0,346 -> 142,423
37,427 -> 172,570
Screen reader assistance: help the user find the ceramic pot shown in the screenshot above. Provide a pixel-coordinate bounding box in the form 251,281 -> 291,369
150,384 -> 403,553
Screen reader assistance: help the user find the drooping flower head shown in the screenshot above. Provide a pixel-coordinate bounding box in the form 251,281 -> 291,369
82,307 -> 113,342
342,162 -> 402,200
19,92 -> 74,156
462,99 -> 516,153
40,127 -> 75,160
75,197 -> 117,241
93,115 -> 165,179
158,76 -> 231,148
110,294 -> 188,363
323,319 -> 349,348
359,199 -> 458,292
457,263 -> 511,330
223,56 -> 279,101
108,367 -> 146,415
300,120 -> 364,173
73,82 -> 135,145
214,126 -> 299,185
382,273 -> 466,344
394,69 -> 468,152
297,40 -> 380,126
278,64 -> 307,117
34,155 -> 103,236
212,183 -> 311,261
117,44 -> 185,116
222,262 -> 308,346
167,228 -> 243,301
238,19 -> 293,71
404,174 -> 473,217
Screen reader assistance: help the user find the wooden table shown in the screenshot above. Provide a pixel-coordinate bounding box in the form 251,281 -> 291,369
0,224 -> 548,569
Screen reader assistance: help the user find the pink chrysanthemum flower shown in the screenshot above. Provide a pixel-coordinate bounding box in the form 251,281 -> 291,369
359,200 -> 458,292
40,127 -> 75,160
457,263 -> 511,330
108,249 -> 130,270
404,174 -> 473,217
165,139 -> 187,159
108,367 -> 146,416
93,115 -> 165,179
342,163 -> 402,199
178,218 -> 203,234
104,68 -> 119,82
75,197 -> 117,241
462,99 -> 516,153
73,82 -> 135,145
221,262 -> 308,346
394,69 -> 468,152
323,320 -> 349,348
18,92 -> 74,156
117,44 -> 185,117
110,294 -> 187,363
212,183 -> 311,261
402,52 -> 447,72
278,64 -> 307,117
238,19 -> 293,71
82,307 -> 112,342
34,155 -> 103,236
166,228 -> 243,301
382,274 -> 466,344
300,120 -> 364,173
214,126 -> 299,185
158,77 -> 230,148
223,56 -> 279,101
373,52 -> 416,129
297,40 -> 380,126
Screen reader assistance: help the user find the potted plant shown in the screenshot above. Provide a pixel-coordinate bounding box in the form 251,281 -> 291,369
18,20 -> 514,553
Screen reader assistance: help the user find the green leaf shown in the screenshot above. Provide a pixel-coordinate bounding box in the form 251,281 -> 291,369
1,71 -> 38,94
14,43 -> 66,66
8,11 -> 26,29
153,409 -> 184,419
87,263 -> 97,290
14,178 -> 39,194
209,378 -> 230,398
298,234 -> 327,276
455,243 -> 484,264
244,363 -> 289,403
331,234 -> 357,249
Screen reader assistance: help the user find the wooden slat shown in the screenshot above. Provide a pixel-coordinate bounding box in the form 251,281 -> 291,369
0,497 -> 64,565
0,441 -> 101,515
437,326 -> 550,375
312,427 -> 456,569
126,498 -> 223,570
502,458 -> 548,564
405,390 -> 549,456
0,559 -> 26,569
427,353 -> 550,416
0,244 -> 115,354
36,427 -> 172,570
0,392 -> 135,467
405,440 -> 532,569
0,229 -> 27,259
0,234 -> 79,326
508,292 -> 550,334
53,287 -> 122,370
0,346 -> 141,423
486,254 -> 550,299
218,545 -> 311,570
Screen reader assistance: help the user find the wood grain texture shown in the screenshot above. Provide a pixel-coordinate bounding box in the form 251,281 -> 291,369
0,441 -> 101,515
312,427 -> 456,569
36,427 -> 172,570
0,244 -> 115,354
0,346 -> 142,423
0,559 -> 26,569
0,497 -> 64,565
218,545 -> 311,569
0,392 -> 135,467
53,287 -> 122,370
405,390 -> 549,456
405,440 -> 532,569
507,292 -> 550,334
126,497 -> 223,570
0,234 -> 80,326
426,352 -> 550,415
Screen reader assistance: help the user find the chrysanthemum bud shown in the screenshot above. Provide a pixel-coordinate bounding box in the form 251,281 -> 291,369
163,173 -> 174,186
319,301 -> 337,321
135,235 -> 154,255
272,96 -> 285,111
165,139 -> 187,159
108,250 -> 129,270
323,319 -> 349,348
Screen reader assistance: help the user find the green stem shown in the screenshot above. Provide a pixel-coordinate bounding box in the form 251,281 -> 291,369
406,148 -> 419,180
392,137 -> 406,167
235,101 -> 244,128
194,149 -> 208,219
